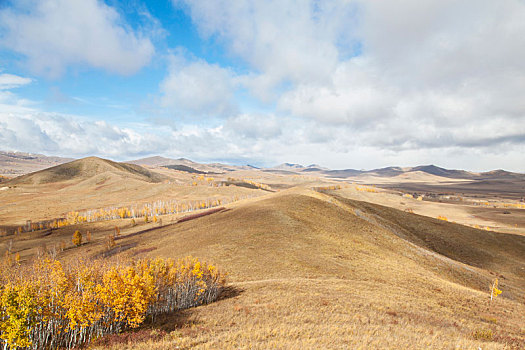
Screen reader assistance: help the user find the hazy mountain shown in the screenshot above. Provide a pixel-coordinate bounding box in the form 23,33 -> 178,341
0,151 -> 73,177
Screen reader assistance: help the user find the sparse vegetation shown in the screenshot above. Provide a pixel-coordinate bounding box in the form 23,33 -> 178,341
314,184 -> 342,191
490,278 -> 502,301
106,235 -> 116,250
472,328 -> 494,341
355,185 -> 378,193
9,195 -> 256,235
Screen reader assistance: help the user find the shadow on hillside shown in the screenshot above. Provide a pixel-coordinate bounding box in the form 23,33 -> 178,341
217,284 -> 244,301
148,285 -> 243,333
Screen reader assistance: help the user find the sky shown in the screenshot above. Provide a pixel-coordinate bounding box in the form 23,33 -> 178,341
0,0 -> 524,171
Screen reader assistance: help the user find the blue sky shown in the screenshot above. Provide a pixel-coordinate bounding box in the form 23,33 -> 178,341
0,0 -> 524,171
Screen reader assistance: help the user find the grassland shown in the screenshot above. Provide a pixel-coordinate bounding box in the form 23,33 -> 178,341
81,189 -> 524,349
0,158 -> 524,349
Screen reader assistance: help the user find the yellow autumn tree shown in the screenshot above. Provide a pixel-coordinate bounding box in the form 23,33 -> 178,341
0,256 -> 224,349
72,230 -> 82,246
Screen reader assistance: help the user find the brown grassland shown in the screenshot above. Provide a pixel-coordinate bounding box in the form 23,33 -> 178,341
0,158 -> 524,349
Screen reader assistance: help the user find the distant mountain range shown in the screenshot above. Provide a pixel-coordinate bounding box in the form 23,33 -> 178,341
0,151 -> 523,182
128,156 -> 257,173
264,162 -> 524,180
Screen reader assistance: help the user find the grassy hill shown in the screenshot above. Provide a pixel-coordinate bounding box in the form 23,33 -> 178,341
7,156 -> 166,185
45,187 -> 523,349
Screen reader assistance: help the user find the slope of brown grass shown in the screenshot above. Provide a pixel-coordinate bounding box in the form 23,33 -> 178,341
327,191 -> 525,298
73,188 -> 525,349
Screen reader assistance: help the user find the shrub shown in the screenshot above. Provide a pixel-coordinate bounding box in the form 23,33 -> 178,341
472,328 -> 493,341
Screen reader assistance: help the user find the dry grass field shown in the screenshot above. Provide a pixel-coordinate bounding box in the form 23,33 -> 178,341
1,158 -> 524,349
0,157 -> 274,226
82,188 -> 524,349
333,185 -> 525,236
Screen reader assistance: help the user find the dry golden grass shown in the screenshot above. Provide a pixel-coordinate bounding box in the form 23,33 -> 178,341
92,279 -> 521,349
76,188 -> 524,349
0,158 -> 274,226
1,163 -> 524,349
333,185 -> 525,236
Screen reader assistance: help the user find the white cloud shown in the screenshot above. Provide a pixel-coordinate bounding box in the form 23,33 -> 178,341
0,74 -> 32,90
0,0 -> 154,77
0,112 -> 167,157
159,52 -> 237,118
176,0 -> 357,94
224,113 -> 282,139
177,0 -> 525,159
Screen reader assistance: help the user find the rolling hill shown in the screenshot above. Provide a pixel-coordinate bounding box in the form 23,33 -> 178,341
2,150 -> 523,185
128,156 -> 196,167
1,156 -> 524,348
7,156 -> 166,185
36,187 -> 521,349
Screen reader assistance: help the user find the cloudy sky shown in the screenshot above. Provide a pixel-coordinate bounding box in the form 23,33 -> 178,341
1,0 -> 524,171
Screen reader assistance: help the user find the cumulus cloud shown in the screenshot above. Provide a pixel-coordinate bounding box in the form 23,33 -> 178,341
175,0 -> 357,94
0,113 -> 156,157
159,52 -> 237,118
0,111 -> 270,163
0,0 -> 154,77
176,0 -> 525,165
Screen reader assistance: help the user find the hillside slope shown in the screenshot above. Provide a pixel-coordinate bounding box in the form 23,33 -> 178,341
89,188 -> 524,349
